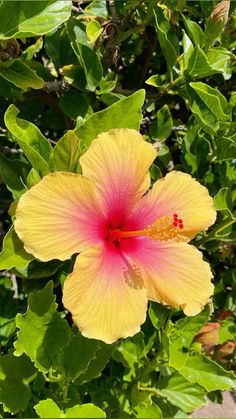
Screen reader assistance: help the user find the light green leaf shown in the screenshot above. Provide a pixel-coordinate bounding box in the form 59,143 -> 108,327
62,332 -> 100,379
53,130 -> 81,172
26,168 -> 41,188
186,47 -> 219,78
153,6 -> 179,71
0,226 -> 33,270
4,104 -> 53,176
75,89 -> 145,149
169,305 -> 210,370
0,1 -> 72,39
0,59 -> 44,89
182,15 -> 204,47
35,399 -> 106,418
34,399 -> 61,418
214,187 -> 233,216
190,82 -> 229,122
182,31 -> 194,68
84,0 -> 108,18
14,281 -> 71,372
0,353 -> 36,414
134,403 -> 162,418
145,74 -> 165,88
86,20 -> 103,43
0,152 -> 29,199
179,354 -> 236,391
157,373 -> 206,413
188,81 -> 229,134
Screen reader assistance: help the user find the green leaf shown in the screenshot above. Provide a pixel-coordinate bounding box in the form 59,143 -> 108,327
75,90 -> 145,149
134,403 -> 162,418
169,305 -> 210,370
34,399 -> 106,418
186,46 -> 220,78
59,92 -> 93,120
0,353 -> 36,414
0,153 -> 29,199
61,332 -> 100,379
148,302 -> 172,330
145,74 -> 165,88
0,59 -> 44,90
0,226 -> 33,270
4,104 -> 53,176
182,15 -> 204,47
218,319 -> 236,344
0,277 -> 17,344
53,130 -> 81,172
34,398 -> 61,418
86,20 -> 103,43
14,281 -> 71,372
12,259 -> 63,280
73,43 -> 103,91
214,187 -> 233,216
0,1 -> 72,39
182,31 -> 194,68
149,105 -> 173,140
77,342 -> 115,384
179,353 -> 236,391
153,6 -> 179,71
188,81 -> 229,134
84,0 -> 108,18
190,82 -> 229,122
113,333 -> 145,369
157,373 -> 206,413
216,137 -> 236,162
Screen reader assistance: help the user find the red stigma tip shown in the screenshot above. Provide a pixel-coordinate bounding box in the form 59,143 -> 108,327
179,224 -> 183,229
173,213 -> 178,218
178,219 -> 183,224
173,222 -> 178,227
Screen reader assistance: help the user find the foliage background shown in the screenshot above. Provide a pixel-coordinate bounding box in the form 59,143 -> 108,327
0,0 -> 235,417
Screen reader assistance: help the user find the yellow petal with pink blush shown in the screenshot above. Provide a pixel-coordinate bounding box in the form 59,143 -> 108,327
15,172 -> 104,262
62,245 -> 148,344
129,171 -> 216,241
80,129 -> 157,219
129,238 -> 213,316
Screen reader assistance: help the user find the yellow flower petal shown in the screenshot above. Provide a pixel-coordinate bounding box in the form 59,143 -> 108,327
130,238 -> 213,315
62,245 -> 148,344
129,171 -> 216,240
15,172 -> 103,261
80,129 -> 157,220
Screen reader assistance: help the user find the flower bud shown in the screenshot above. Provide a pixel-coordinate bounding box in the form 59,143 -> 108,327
214,341 -> 235,362
205,0 -> 231,48
194,322 -> 220,353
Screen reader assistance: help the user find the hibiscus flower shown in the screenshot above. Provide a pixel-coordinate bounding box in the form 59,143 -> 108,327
14,129 -> 216,343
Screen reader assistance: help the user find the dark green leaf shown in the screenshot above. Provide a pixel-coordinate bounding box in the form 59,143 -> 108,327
0,353 -> 36,414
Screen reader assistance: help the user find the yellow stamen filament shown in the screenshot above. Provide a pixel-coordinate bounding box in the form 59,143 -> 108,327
110,215 -> 183,241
